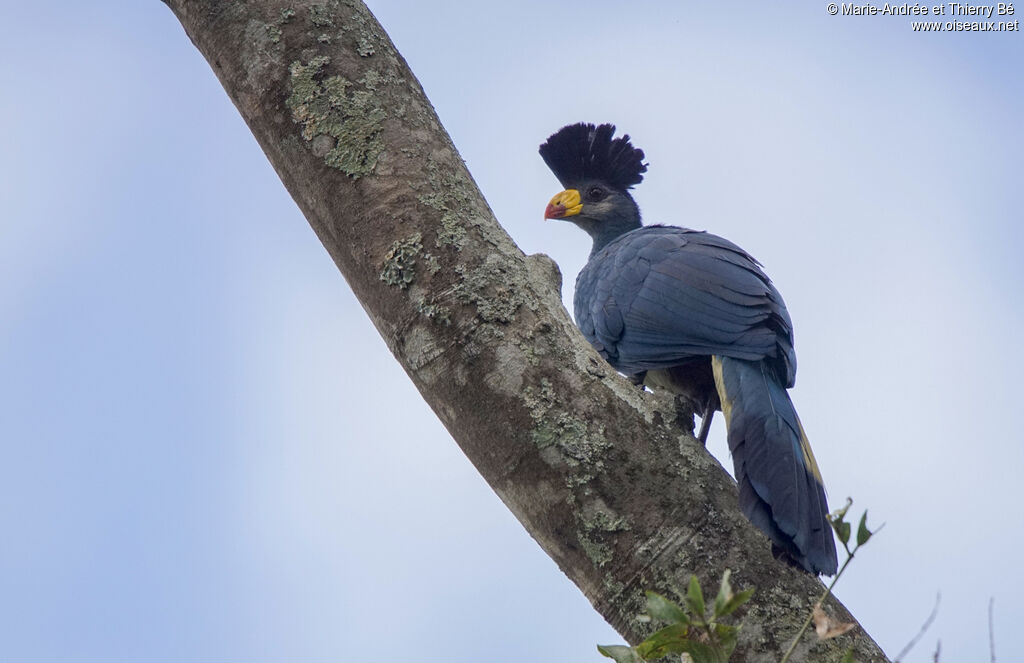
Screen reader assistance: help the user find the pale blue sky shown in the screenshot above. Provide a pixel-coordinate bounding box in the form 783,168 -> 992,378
1,2 -> 1021,662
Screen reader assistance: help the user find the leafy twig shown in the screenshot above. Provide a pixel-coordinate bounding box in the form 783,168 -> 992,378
780,500 -> 880,663
598,570 -> 753,663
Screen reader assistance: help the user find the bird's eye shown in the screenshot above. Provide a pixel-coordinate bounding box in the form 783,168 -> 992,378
587,187 -> 606,201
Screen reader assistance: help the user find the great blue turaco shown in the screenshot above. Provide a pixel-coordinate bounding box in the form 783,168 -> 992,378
540,122 -> 838,575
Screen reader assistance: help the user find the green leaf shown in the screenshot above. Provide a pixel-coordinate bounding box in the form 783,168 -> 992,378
645,591 -> 689,625
719,587 -> 755,617
597,644 -> 642,663
856,510 -> 872,546
636,629 -> 726,663
838,647 -> 855,663
834,519 -> 851,545
677,641 -> 728,663
685,575 -> 706,620
635,623 -> 691,660
713,623 -> 741,657
713,570 -> 732,618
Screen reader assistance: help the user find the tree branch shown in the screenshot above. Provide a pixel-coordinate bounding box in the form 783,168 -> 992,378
161,1 -> 889,660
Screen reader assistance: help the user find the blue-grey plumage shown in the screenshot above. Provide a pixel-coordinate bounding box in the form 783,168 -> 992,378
712,355 -> 837,575
575,226 -> 796,382
541,122 -> 838,575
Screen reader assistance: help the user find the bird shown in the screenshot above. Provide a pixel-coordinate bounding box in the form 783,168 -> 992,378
539,122 -> 838,575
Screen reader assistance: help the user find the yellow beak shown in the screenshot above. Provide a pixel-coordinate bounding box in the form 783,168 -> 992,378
544,189 -> 582,219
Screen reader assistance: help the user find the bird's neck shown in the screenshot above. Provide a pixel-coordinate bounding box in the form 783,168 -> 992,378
588,216 -> 642,256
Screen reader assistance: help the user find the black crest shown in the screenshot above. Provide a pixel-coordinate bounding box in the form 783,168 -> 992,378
539,122 -> 647,190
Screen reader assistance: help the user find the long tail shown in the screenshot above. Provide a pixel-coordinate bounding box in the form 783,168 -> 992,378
711,355 -> 838,575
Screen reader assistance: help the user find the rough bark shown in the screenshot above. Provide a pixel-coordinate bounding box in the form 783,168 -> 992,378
161,1 -> 889,660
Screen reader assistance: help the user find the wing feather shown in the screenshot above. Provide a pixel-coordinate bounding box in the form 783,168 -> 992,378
575,226 -> 796,380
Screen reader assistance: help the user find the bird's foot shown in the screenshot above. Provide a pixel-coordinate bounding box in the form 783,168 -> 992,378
695,396 -> 718,446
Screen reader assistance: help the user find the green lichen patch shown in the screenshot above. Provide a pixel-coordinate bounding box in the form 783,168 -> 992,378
360,68 -> 403,91
523,378 -> 610,486
341,0 -> 382,57
416,297 -> 451,326
417,172 -> 480,250
244,19 -> 281,48
280,7 -> 296,22
534,411 -> 588,452
243,19 -> 284,56
421,252 -> 441,275
581,536 -> 614,568
578,502 -> 630,567
241,19 -> 286,92
436,212 -> 467,249
309,3 -> 334,26
357,36 -> 375,57
602,574 -> 627,603
379,232 -> 422,289
584,506 -> 631,534
285,56 -> 386,178
453,256 -> 524,323
512,336 -> 543,368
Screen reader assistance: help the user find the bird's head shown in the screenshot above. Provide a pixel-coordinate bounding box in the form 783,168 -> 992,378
544,180 -> 636,222
539,123 -> 647,247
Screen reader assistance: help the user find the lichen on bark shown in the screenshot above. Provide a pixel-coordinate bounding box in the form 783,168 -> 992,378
379,232 -> 423,289
285,55 -> 385,177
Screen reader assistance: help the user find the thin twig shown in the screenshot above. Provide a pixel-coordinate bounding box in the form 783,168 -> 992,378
779,518 -> 885,663
932,639 -> 941,663
779,556 -> 852,663
894,592 -> 941,662
988,597 -> 995,663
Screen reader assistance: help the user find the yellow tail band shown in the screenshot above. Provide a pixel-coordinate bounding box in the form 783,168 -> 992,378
711,355 -> 825,485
